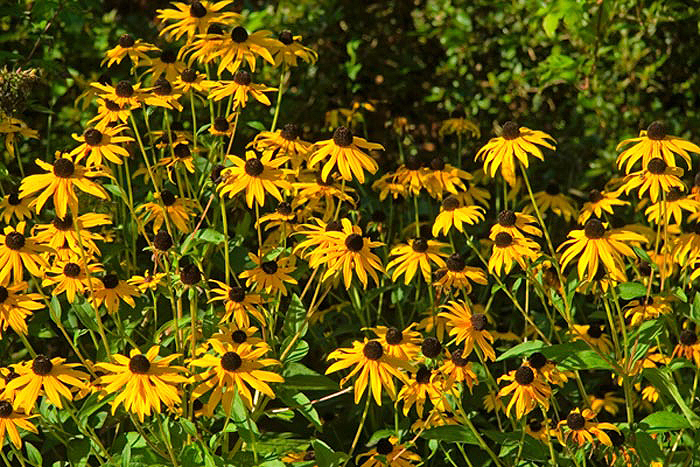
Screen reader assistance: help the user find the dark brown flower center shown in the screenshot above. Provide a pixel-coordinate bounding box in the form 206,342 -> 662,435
514,365 -> 534,385
207,23 -> 223,35
233,70 -> 252,86
451,350 -> 469,367
153,77 -> 172,96
159,49 -> 177,64
442,196 -> 459,211
333,126 -> 353,147
421,337 -> 441,358
584,219 -> 606,239
412,238 -> 428,253
502,121 -> 520,140
228,287 -> 245,302
545,183 -> 560,196
231,26 -> 249,43
415,365 -> 431,384
190,1 -> 207,17
528,419 -> 542,432
261,260 -> 278,274
345,233 -> 364,252
181,264 -> 201,285
470,313 -> 487,331
280,123 -> 299,141
494,232 -> 513,247
161,190 -> 176,206
5,232 -> 25,251
32,355 -> 53,376
276,202 -> 292,215
154,230 -> 173,251
376,438 -> 393,455
0,287 -> 7,303
430,157 -> 445,171
587,323 -> 603,338
566,412 -> 586,430
118,34 -> 135,48
405,156 -> 421,171
647,158 -> 667,174
244,158 -> 264,176
181,68 -> 198,83
498,210 -> 516,227
363,341 -> 383,360
213,117 -> 229,132
101,274 -> 119,289
129,354 -> 151,374
231,330 -> 247,343
53,158 -> 75,178
221,351 -> 242,371
63,262 -> 81,278
174,143 -> 191,159
666,187 -> 683,202
588,189 -> 604,203
385,327 -> 403,345
115,80 -> 134,98
680,330 -> 698,346
647,121 -> 666,140
278,30 -> 293,45
528,352 -> 547,370
0,401 -> 12,418
446,253 -> 465,272
105,99 -> 121,111
7,192 -> 21,206
83,128 -> 103,146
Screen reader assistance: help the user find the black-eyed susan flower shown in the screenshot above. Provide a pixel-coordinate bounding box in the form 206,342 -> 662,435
0,117 -> 38,159
239,252 -> 297,296
673,222 -> 700,266
269,30 -> 318,68
523,182 -> 577,222
95,347 -> 187,422
7,355 -> 89,412
42,259 -> 104,303
91,80 -> 146,109
578,188 -> 629,224
571,323 -> 613,354
357,437 -> 420,467
433,253 -> 487,293
90,273 -> 139,314
19,154 -> 110,218
0,400 -> 37,449
0,193 -> 31,223
0,282 -> 43,338
251,124 -> 311,169
88,98 -> 132,130
207,70 -> 276,109
217,150 -> 291,208
127,271 -> 167,293
671,329 -> 700,366
621,157 -> 685,202
439,349 -> 477,390
497,365 -> 551,419
525,352 -> 570,387
157,1 -> 240,42
136,190 -> 196,234
173,68 -> 210,93
411,410 -> 465,432
439,300 -> 496,361
439,117 -> 480,138
475,121 -> 556,186
559,219 -> 647,282
0,222 -> 50,283
256,201 -> 300,234
588,387 -> 625,416
191,340 -> 283,413
293,172 -> 355,220
558,408 -> 619,447
326,339 -> 407,405
208,280 -> 264,327
317,219 -> 384,289
624,295 -> 672,326
282,448 -> 317,465
156,142 -> 197,181
387,238 -> 449,284
525,418 -> 554,443
368,325 -> 421,363
144,48 -> 186,83
143,77 -> 184,111
180,23 -> 228,65
488,231 -> 540,276
208,115 -> 236,137
424,157 -> 471,199
490,209 -> 541,239
393,156 -> 430,196
644,187 -> 700,225
205,323 -> 267,352
34,213 -> 111,258
101,33 -> 157,69
294,219 -> 343,266
431,196 -> 485,237
397,365 -> 450,416
308,126 -> 384,184
616,121 -> 700,173
455,179 -> 491,208
212,26 -> 280,73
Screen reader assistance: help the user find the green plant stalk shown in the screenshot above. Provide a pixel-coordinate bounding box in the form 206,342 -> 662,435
454,394 -> 504,467
413,195 -> 420,237
190,89 -> 198,151
340,394 -> 371,467
220,199 -> 230,285
270,66 -> 287,132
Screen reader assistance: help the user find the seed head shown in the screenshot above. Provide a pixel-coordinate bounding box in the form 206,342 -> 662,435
129,354 -> 151,374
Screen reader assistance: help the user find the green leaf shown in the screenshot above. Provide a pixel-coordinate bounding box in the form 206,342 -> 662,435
643,368 -> 700,428
617,282 -> 647,300
247,121 -> 266,131
283,294 -> 308,337
67,436 -> 91,466
25,442 -> 42,467
277,387 -> 323,430
634,431 -> 663,464
542,12 -> 562,38
640,411 -> 691,432
312,439 -> 346,467
496,340 -> 545,361
633,246 -> 653,265
283,363 -> 339,390
180,418 -> 197,436
421,425 -> 479,444
282,338 -> 309,364
49,295 -> 62,322
198,228 -> 226,244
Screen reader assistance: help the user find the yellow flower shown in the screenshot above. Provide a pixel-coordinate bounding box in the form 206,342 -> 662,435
90,273 -> 140,314
433,253 -> 487,294
208,280 -> 265,327
143,77 -> 184,111
0,117 -> 38,160
439,300 -> 496,361
497,365 -> 551,419
207,70 -> 276,109
523,183 -> 577,222
357,437 -> 420,467
127,271 -> 166,293
475,121 -> 556,186
308,126 -> 384,184
217,151 -> 292,208
387,238 -> 449,284
624,295 -> 672,326
143,48 -> 187,83
644,187 -> 700,225
424,158 -> 471,199
488,232 -> 541,276
397,365 -> 450,416
490,209 -> 541,239
367,324 -> 421,363
439,117 -> 480,138
42,259 -> 104,303
136,190 -> 196,234
88,98 -> 132,130
33,213 -> 111,258
0,401 -> 37,449
671,329 -> 700,366
156,1 -> 240,43
91,80 -> 146,109
578,188 -> 629,224
621,157 -> 685,202
616,121 -> 700,173
432,196 -> 485,237
0,282 -> 43,338
570,323 -> 613,354
0,193 -> 32,223
239,252 -> 297,296
101,33 -> 157,69
211,26 -> 280,73
251,124 -> 312,169
0,222 -> 51,284
438,349 -> 477,390
269,31 -> 318,68
558,408 -> 619,447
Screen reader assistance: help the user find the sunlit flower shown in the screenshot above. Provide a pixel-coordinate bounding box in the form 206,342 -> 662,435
0,193 -> 31,223
207,70 -> 276,109
578,189 -> 629,224
308,126 -> 384,184
523,183 -> 577,222
217,150 -> 291,208
432,196 -> 485,236
0,222 -> 50,284
488,231 -> 541,276
439,300 -> 496,361
269,30 -> 318,67
558,408 -> 619,447
208,280 -> 265,327
387,238 -> 449,284
157,1 -> 240,43
497,365 -> 551,419
0,282 -> 43,338
101,33 -> 157,69
90,273 -> 140,314
616,121 -> 700,173
239,252 -> 297,296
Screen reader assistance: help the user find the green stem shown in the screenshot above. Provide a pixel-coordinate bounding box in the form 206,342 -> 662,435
340,394 -> 371,467
270,66 -> 287,132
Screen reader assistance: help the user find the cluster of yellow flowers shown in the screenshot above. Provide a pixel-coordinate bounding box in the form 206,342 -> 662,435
1,1 -> 700,466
